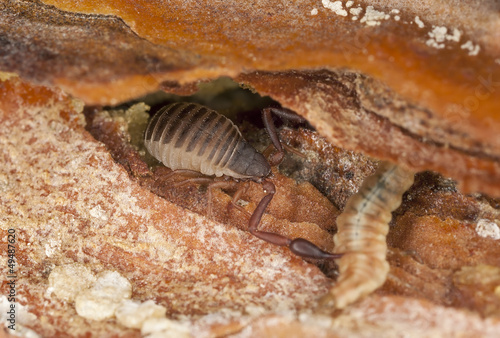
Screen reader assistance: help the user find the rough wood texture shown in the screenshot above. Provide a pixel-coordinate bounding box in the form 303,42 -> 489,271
238,69 -> 500,196
1,0 -> 500,336
0,76 -> 333,337
1,0 -> 499,195
2,75 -> 500,337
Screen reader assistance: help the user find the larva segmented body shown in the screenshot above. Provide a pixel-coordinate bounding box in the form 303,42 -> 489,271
144,102 -> 271,179
326,162 -> 415,309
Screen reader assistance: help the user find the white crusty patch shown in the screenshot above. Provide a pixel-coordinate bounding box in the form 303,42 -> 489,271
75,271 -> 132,321
314,3 -> 478,57
322,0 -> 347,17
317,3 -> 398,27
89,204 -> 109,221
49,263 -> 97,301
415,16 -> 424,28
0,96 -> 333,333
461,40 -> 481,56
44,238 -> 62,258
141,318 -> 192,338
426,26 -> 448,49
426,26 -> 463,50
115,300 -> 167,329
49,265 -> 174,332
446,28 -> 462,42
349,7 -> 362,20
476,219 -> 500,240
360,6 -> 389,26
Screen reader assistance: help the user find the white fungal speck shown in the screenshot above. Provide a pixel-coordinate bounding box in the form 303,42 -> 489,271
394,15 -> 400,21
48,263 -> 96,302
476,219 -> 500,240
44,239 -> 61,257
141,318 -> 191,338
390,9 -> 400,14
446,28 -> 462,42
75,271 -> 132,321
426,40 -> 445,49
311,8 -> 318,15
430,26 -> 448,42
115,300 -> 167,329
415,16 -> 424,28
426,26 -> 448,49
349,7 -> 362,17
461,40 -> 480,56
345,1 -> 354,7
89,204 -> 108,221
322,0 -> 347,17
425,25 -> 462,50
360,6 -> 388,26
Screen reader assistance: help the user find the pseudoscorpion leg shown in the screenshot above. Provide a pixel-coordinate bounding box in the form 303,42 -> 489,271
227,182 -> 252,217
261,107 -> 307,166
206,180 -> 238,218
248,180 -> 342,260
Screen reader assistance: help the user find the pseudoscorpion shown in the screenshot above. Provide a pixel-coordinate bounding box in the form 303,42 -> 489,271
144,102 -> 340,261
320,162 -> 415,309
145,102 -> 415,309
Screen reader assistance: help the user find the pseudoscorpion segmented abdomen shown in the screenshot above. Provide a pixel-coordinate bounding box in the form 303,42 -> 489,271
322,161 -> 415,309
144,102 -> 271,179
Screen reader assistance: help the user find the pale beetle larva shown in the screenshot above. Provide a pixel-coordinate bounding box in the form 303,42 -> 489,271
320,161 -> 415,309
144,102 -> 341,260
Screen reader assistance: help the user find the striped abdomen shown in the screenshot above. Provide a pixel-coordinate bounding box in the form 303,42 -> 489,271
144,102 -> 271,179
328,162 -> 415,308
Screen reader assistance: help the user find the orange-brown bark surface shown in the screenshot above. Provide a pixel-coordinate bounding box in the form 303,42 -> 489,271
1,0 -> 499,194
1,0 -> 500,336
